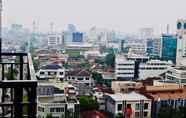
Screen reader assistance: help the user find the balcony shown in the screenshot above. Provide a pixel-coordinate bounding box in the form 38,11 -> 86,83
0,53 -> 37,118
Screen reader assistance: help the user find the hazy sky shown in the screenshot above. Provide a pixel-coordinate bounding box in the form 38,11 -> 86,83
2,0 -> 186,34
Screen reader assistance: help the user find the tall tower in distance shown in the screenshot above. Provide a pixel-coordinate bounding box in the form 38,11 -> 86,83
176,19 -> 186,65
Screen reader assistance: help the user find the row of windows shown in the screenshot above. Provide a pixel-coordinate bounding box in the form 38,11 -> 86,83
117,68 -> 134,70
117,103 -> 149,111
40,71 -> 64,75
118,64 -> 134,66
68,77 -> 90,81
50,107 -> 64,113
140,67 -> 167,70
117,73 -> 134,75
135,111 -> 148,117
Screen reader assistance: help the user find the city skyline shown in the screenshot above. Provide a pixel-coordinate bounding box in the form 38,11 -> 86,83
2,0 -> 186,34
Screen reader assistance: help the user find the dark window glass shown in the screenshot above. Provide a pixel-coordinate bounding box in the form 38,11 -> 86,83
117,104 -> 122,111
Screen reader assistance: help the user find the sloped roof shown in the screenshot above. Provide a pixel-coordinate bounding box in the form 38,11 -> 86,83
40,64 -> 62,70
66,69 -> 91,76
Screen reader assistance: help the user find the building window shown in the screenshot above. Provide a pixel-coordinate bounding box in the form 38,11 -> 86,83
135,112 -> 140,117
50,108 -> 55,112
117,104 -> 122,111
40,72 -> 44,75
85,78 -> 89,80
144,112 -> 148,117
144,103 -> 148,109
48,72 -> 51,75
127,104 -> 131,108
50,107 -> 64,113
77,78 -> 83,80
60,72 -> 63,75
72,77 -> 75,80
38,106 -> 44,112
135,103 -> 140,110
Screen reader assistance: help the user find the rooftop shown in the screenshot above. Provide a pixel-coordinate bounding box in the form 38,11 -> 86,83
107,91 -> 149,101
40,64 -> 62,70
66,68 -> 91,76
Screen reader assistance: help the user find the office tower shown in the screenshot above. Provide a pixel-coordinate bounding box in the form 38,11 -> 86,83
176,19 -> 186,65
72,32 -> 84,43
160,34 -> 177,64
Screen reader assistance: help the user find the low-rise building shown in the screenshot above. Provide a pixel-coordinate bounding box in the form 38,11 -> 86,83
66,69 -> 94,87
37,64 -> 65,81
141,84 -> 186,118
37,81 -> 80,118
105,92 -> 151,118
111,81 -> 143,93
166,66 -> 186,85
139,60 -> 172,80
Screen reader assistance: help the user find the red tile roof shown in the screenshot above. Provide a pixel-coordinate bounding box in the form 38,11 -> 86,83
142,86 -> 186,101
66,69 -> 91,77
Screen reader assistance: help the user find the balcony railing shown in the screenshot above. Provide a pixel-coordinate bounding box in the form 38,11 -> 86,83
0,53 -> 37,118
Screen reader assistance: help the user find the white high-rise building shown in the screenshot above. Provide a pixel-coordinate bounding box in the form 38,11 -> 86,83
48,33 -> 64,46
115,54 -> 135,81
176,19 -> 186,65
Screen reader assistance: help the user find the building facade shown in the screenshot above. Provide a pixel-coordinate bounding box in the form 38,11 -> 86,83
37,81 -> 80,118
66,69 -> 94,87
105,92 -> 152,118
166,66 -> 186,85
160,34 -> 177,64
139,60 -> 173,80
37,64 -> 65,81
176,19 -> 186,65
115,55 -> 135,81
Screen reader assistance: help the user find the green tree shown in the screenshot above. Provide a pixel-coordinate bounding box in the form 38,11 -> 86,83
116,113 -> 125,118
46,113 -> 53,118
95,58 -> 104,65
79,96 -> 98,111
92,72 -> 103,84
105,53 -> 115,68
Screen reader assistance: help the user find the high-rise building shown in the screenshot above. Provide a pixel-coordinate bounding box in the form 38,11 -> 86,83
68,24 -> 76,33
140,28 -> 154,39
72,32 -> 84,43
160,34 -> 177,64
48,33 -> 64,46
176,19 -> 186,65
153,38 -> 161,57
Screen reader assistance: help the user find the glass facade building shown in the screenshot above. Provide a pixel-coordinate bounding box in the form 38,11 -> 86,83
161,34 -> 177,64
